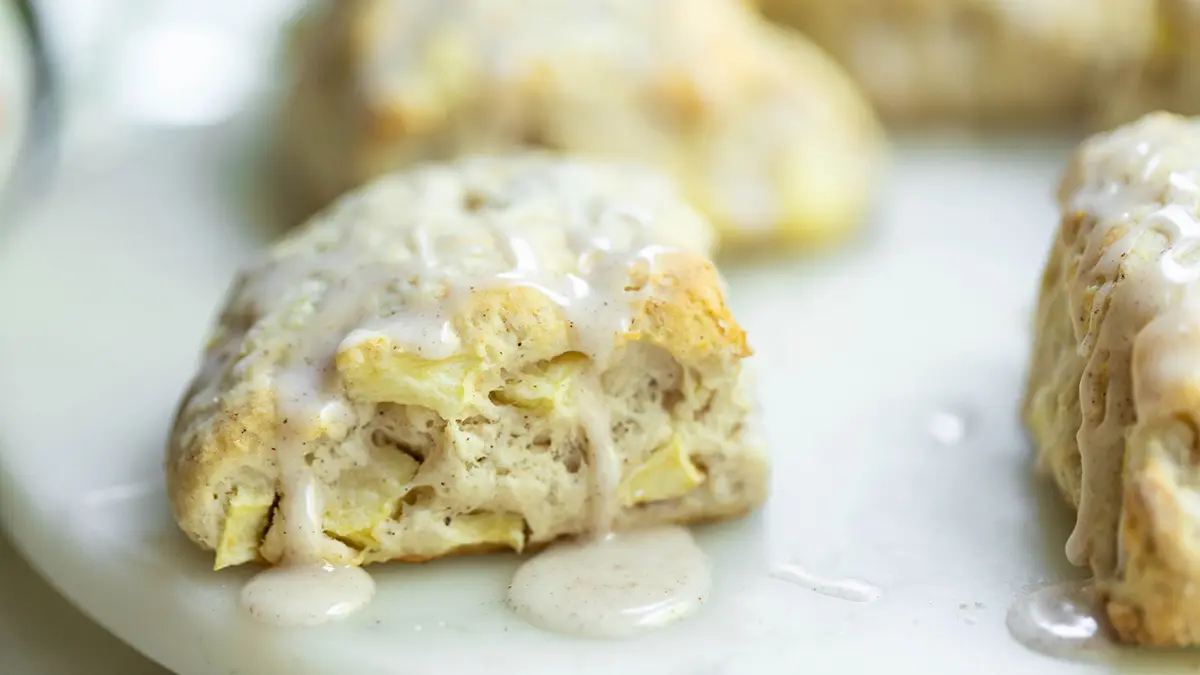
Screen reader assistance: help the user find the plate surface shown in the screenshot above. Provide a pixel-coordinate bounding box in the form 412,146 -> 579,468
0,530 -> 167,674
6,79 -> 1200,675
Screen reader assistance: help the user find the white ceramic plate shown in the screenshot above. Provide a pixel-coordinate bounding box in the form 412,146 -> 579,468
0,530 -> 168,674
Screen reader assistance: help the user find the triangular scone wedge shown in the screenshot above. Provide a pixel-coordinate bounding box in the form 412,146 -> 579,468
277,0 -> 883,250
168,155 -> 769,572
1025,112 -> 1200,645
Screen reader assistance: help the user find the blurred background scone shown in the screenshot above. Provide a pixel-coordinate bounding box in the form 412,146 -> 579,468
1099,0 -> 1200,128
759,0 -> 1157,127
277,0 -> 884,251
169,154 -> 768,570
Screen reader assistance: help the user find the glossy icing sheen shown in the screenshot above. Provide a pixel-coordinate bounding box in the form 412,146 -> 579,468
232,160 -> 715,633
1060,114 -> 1200,577
241,564 -> 376,627
1007,580 -> 1114,660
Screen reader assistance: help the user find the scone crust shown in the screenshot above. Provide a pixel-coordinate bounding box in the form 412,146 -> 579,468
1024,112 -> 1200,645
168,154 -> 766,569
1106,419 -> 1200,645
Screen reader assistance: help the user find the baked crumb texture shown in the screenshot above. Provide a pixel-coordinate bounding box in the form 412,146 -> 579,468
761,0 -> 1191,128
167,155 -> 769,571
277,0 -> 883,250
1025,112 -> 1200,645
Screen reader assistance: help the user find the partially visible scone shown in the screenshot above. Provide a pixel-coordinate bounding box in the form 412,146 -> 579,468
760,0 -> 1156,127
1024,112 -> 1200,645
1099,0 -> 1200,128
168,155 -> 769,572
277,0 -> 883,250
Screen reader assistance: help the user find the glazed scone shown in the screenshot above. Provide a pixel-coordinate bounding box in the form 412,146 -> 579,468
168,155 -> 769,573
1024,112 -> 1200,645
760,0 -> 1156,126
277,0 -> 883,249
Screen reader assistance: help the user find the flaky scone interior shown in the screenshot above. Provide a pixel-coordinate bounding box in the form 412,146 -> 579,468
277,0 -> 882,249
1025,112 -> 1200,645
168,155 -> 769,572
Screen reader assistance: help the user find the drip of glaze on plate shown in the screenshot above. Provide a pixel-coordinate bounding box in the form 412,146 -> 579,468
1007,579 -> 1116,661
505,372 -> 711,637
241,563 -> 376,627
239,271 -> 380,627
237,180 -> 710,631
1059,116 -> 1200,577
926,407 -> 971,446
507,525 -> 711,638
768,561 -> 881,603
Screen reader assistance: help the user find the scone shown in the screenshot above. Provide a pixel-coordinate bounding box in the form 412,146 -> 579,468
1099,0 -> 1200,128
277,0 -> 883,250
1024,112 -> 1200,645
759,0 -> 1156,127
167,154 -> 769,573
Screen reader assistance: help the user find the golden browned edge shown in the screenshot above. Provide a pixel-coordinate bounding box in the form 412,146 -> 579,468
167,245 -> 755,564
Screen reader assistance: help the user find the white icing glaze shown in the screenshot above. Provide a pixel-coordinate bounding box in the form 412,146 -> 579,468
574,375 -> 621,534
241,564 -> 375,627
1006,580 -> 1115,660
768,562 -> 881,603
506,526 -> 711,638
1057,114 -> 1200,575
232,161 -> 708,630
502,371 -> 713,638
